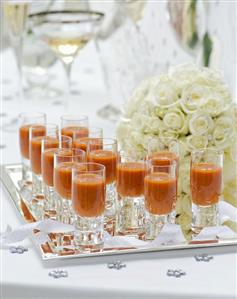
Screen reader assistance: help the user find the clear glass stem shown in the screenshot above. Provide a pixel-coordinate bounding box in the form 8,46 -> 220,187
32,173 -> 44,199
56,197 -> 74,247
116,196 -> 145,237
192,203 -> 220,234
58,198 -> 74,225
13,37 -> 23,103
43,184 -> 58,220
145,212 -> 169,240
31,173 -> 44,220
62,61 -> 73,111
74,215 -> 104,251
104,182 -> 117,234
20,157 -> 31,187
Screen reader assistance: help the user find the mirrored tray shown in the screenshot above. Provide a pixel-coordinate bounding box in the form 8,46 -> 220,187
1,163 -> 237,260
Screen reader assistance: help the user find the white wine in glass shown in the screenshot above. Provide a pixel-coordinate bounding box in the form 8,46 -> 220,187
43,35 -> 92,65
30,10 -> 104,110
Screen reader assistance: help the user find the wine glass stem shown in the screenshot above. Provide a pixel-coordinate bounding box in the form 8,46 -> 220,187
63,62 -> 72,111
13,38 -> 23,103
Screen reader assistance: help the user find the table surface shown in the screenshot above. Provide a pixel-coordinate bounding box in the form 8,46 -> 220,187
1,44 -> 237,299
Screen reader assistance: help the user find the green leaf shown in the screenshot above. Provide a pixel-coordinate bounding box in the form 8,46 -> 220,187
188,31 -> 198,48
190,0 -> 197,11
203,32 -> 213,67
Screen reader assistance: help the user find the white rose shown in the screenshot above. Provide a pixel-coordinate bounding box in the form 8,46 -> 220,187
129,131 -> 149,157
116,119 -> 131,147
153,76 -> 180,108
200,67 -> 223,84
163,108 -> 188,134
124,77 -> 158,118
212,127 -> 232,149
229,141 -> 237,162
201,94 -> 230,117
119,131 -> 147,160
180,84 -> 210,114
189,112 -> 214,136
210,116 -> 235,149
137,100 -> 156,117
159,127 -> 179,139
215,115 -> 235,130
223,152 -> 237,183
223,179 -> 237,208
185,134 -> 209,151
169,63 -> 199,83
155,107 -> 169,119
130,113 -> 161,134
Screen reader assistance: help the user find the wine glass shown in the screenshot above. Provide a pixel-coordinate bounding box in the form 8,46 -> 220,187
94,0 -> 149,121
29,10 -> 104,110
3,0 -> 29,131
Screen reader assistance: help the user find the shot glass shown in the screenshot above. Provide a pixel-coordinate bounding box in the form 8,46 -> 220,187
87,138 -> 117,232
148,137 -> 179,222
116,153 -> 146,237
72,163 -> 106,251
19,112 -> 46,186
54,148 -> 86,225
60,114 -> 89,140
191,149 -> 223,234
29,124 -> 58,218
144,162 -> 177,240
148,137 -> 179,168
41,135 -> 72,219
73,127 -> 103,151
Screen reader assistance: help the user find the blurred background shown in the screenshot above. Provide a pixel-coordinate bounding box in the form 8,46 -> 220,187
1,0 -> 236,131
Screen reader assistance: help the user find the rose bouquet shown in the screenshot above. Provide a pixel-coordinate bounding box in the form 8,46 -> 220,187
117,63 -> 236,236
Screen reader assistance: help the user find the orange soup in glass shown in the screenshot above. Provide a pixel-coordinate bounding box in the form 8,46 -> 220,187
60,114 -> 89,140
88,150 -> 117,184
72,173 -> 105,217
41,135 -> 72,187
149,151 -> 178,166
54,149 -> 86,199
20,124 -> 46,159
190,149 -> 223,231
61,126 -> 89,139
145,172 -> 177,215
191,163 -> 222,206
30,136 -> 58,175
117,162 -> 146,197
74,137 -> 103,152
54,162 -> 74,199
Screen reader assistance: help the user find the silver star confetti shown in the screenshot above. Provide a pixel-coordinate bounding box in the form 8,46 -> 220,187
48,269 -> 68,279
9,246 -> 28,254
107,260 -> 126,270
194,254 -> 214,262
167,269 -> 186,278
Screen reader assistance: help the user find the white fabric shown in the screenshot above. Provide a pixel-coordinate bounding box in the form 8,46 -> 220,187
1,39 -> 237,299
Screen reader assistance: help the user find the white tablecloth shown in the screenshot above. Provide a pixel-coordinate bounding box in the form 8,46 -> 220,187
1,44 -> 237,299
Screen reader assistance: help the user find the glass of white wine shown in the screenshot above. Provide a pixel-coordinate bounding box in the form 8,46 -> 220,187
3,0 -> 29,131
29,10 -> 104,110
